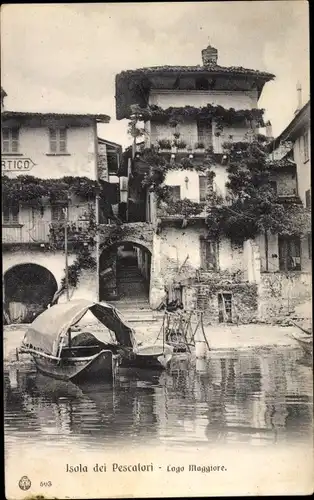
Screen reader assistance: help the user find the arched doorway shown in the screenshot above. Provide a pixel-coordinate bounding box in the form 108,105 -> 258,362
99,242 -> 151,307
4,264 -> 58,324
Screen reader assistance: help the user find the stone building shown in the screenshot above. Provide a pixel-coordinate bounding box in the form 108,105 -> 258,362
1,88 -> 122,323
111,44 -> 311,323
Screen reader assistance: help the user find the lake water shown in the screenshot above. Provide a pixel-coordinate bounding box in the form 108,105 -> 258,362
4,347 -> 313,455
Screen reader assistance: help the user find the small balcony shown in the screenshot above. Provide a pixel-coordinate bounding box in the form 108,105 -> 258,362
2,219 -> 94,248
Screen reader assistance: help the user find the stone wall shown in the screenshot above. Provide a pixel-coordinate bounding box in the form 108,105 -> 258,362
181,280 -> 258,325
97,142 -> 109,181
258,272 -> 312,322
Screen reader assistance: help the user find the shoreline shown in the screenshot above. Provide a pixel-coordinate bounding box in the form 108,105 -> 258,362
3,322 -> 306,367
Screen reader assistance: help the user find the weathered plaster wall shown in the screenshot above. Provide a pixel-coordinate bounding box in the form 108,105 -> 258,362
162,163 -> 229,201
3,249 -> 76,287
4,125 -> 97,180
258,272 -> 312,322
148,89 -> 258,110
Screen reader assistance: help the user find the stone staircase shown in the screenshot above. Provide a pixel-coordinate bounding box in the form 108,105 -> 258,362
108,263 -> 159,324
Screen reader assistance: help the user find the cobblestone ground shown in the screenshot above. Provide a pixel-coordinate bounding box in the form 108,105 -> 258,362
4,320 -> 302,365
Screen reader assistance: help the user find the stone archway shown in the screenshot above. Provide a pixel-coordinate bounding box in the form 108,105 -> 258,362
4,263 -> 58,324
99,240 -> 152,306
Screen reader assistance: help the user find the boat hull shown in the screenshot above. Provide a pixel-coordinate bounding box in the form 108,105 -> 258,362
29,349 -> 117,382
120,344 -> 173,370
292,335 -> 313,357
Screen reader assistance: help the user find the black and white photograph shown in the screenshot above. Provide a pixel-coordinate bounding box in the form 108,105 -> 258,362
2,2 -> 312,498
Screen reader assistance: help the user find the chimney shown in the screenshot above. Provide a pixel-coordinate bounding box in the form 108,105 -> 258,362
201,43 -> 218,67
294,81 -> 302,115
1,87 -> 7,111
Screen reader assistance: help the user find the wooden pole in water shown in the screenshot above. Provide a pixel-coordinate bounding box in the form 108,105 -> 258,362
64,205 -> 70,301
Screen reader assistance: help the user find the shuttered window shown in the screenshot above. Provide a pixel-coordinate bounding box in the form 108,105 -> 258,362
200,238 -> 217,271
49,128 -> 67,153
168,186 -> 181,202
199,175 -> 213,202
2,128 -> 19,153
197,119 -> 212,148
51,204 -> 66,221
278,235 -> 301,271
2,204 -> 19,224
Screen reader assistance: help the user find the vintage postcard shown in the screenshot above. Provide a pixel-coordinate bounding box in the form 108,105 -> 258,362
2,2 -> 312,498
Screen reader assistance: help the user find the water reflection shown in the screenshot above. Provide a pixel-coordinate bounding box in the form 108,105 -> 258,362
4,347 -> 313,452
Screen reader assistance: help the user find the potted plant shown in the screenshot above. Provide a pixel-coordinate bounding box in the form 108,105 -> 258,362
157,138 -> 172,150
194,141 -> 205,152
174,139 -> 187,151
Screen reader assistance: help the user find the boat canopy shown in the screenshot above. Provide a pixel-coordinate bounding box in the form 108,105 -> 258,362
23,299 -> 137,356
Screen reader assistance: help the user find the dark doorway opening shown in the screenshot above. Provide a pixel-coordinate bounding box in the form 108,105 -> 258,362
4,264 -> 58,324
99,243 -> 151,307
218,293 -> 233,323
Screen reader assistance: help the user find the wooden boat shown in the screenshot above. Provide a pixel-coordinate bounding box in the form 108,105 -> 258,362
290,318 -> 313,358
120,344 -> 174,370
291,334 -> 313,357
20,300 -> 174,379
20,300 -> 136,382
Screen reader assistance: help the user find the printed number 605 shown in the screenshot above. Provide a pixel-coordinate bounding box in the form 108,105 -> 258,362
40,481 -> 52,487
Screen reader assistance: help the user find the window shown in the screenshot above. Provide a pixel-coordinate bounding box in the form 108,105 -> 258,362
303,131 -> 309,162
51,204 -> 66,222
200,238 -> 217,271
167,185 -> 181,202
305,189 -> 311,209
197,119 -> 212,148
2,205 -> 19,225
1,128 -> 19,153
49,128 -> 67,153
199,175 -> 213,202
278,235 -> 301,271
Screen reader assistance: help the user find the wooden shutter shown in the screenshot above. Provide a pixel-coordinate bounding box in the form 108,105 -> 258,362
197,119 -> 212,148
11,128 -> 19,153
59,128 -> 67,153
200,238 -> 216,270
2,128 -> 10,152
49,129 -> 58,153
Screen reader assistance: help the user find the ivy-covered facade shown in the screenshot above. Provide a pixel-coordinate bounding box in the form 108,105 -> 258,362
115,43 -> 311,323
1,96 -> 119,324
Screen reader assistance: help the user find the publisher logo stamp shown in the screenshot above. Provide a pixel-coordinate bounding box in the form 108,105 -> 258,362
18,476 -> 31,491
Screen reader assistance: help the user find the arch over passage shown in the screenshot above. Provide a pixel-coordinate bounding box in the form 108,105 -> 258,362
4,263 -> 58,324
99,241 -> 152,303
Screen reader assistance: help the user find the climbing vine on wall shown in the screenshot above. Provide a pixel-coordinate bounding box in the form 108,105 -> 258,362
147,104 -> 265,130
205,139 -> 310,243
2,175 -> 98,208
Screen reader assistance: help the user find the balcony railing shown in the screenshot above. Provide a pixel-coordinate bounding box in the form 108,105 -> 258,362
2,219 -> 93,246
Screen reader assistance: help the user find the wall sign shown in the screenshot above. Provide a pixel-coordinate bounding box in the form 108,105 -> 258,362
1,157 -> 36,172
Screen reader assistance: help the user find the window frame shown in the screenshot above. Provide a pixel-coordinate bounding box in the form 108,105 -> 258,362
1,127 -> 20,153
200,237 -> 217,271
278,235 -> 302,272
49,128 -> 68,154
167,185 -> 181,202
2,204 -> 20,225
